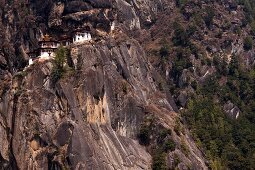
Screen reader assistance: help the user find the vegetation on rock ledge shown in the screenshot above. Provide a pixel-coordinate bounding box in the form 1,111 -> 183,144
51,46 -> 68,84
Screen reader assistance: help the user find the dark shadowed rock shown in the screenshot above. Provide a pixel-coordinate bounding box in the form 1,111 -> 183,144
84,0 -> 113,8
64,1 -> 92,14
54,122 -> 74,146
177,91 -> 188,107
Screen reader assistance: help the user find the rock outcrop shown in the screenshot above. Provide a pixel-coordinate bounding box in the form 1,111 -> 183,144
0,36 -> 207,169
0,0 -> 213,169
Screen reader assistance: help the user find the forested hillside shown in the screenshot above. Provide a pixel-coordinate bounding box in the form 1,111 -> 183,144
139,0 -> 255,169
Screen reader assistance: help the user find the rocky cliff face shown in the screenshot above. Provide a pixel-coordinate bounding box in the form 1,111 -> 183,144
0,38 -> 207,169
0,0 -> 213,169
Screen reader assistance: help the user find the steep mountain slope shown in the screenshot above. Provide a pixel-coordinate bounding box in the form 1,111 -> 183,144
0,0 -> 207,169
126,0 -> 255,169
0,0 -> 255,169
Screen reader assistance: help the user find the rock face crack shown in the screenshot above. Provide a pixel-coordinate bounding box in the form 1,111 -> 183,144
9,92 -> 19,170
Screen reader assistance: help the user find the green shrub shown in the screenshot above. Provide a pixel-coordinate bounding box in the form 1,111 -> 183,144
51,68 -> 63,85
191,80 -> 197,90
164,139 -> 176,152
250,21 -> 255,35
174,119 -> 182,135
192,13 -> 204,27
54,46 -> 67,69
171,48 -> 193,82
157,129 -> 171,144
173,154 -> 180,167
175,0 -> 187,8
172,23 -> 189,47
243,36 -> 253,51
51,46 -> 67,84
204,7 -> 215,28
181,139 -> 189,156
161,129 -> 171,138
138,125 -> 150,145
186,24 -> 197,37
159,45 -> 170,57
229,55 -> 239,76
244,0 -> 252,14
152,151 -> 167,170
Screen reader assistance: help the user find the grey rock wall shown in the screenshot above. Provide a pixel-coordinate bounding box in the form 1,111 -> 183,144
0,0 -> 209,169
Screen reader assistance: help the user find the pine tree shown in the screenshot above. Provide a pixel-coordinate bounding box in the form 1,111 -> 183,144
229,55 -> 239,77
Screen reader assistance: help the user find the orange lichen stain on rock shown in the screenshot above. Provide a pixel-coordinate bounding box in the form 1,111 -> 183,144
86,94 -> 110,125
30,140 -> 39,151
